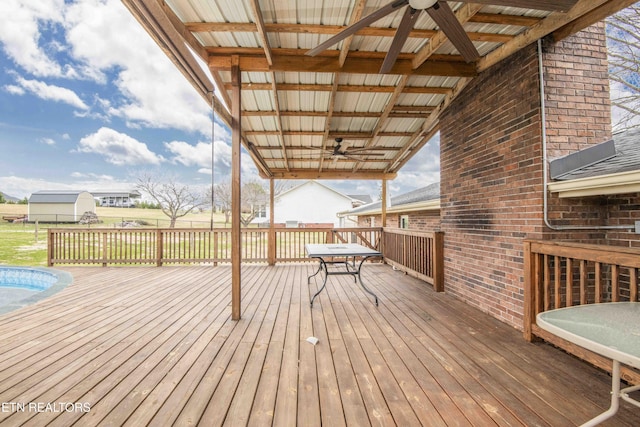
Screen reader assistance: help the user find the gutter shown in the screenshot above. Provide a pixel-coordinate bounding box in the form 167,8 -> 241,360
337,199 -> 440,218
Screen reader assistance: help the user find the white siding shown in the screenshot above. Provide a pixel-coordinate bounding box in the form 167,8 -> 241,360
273,181 -> 353,227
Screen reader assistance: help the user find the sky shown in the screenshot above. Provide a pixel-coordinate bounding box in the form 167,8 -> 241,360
0,0 -> 440,202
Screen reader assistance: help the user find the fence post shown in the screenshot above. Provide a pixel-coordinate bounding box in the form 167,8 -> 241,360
47,229 -> 54,266
433,231 -> 444,292
102,231 -> 108,267
523,240 -> 536,342
156,228 -> 163,267
268,227 -> 276,265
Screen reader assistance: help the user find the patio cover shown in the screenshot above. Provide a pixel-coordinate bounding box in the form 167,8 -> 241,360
121,0 -> 634,181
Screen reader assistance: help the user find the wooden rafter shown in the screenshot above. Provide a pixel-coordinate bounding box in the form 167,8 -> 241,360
249,0 -> 272,66
226,83 -> 453,95
184,12 -> 541,35
242,110 -> 436,118
209,55 -> 478,77
270,71 -> 290,171
338,0 -> 367,67
353,75 -> 410,172
319,78 -> 340,172
478,0 -> 617,73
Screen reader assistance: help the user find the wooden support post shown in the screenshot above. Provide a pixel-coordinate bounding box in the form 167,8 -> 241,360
523,240 -> 535,342
433,231 -> 444,292
268,178 -> 276,265
156,228 -> 163,267
381,179 -> 387,228
47,229 -> 53,267
231,55 -> 242,320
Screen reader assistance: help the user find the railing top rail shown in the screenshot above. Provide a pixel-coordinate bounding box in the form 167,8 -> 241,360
383,227 -> 438,238
49,226 -> 383,232
525,239 -> 640,268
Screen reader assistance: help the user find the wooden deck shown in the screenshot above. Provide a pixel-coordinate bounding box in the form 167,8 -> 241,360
0,264 -> 639,426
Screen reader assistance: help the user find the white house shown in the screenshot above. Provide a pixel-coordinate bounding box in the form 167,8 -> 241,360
91,190 -> 141,207
28,190 -> 96,223
262,181 -> 370,227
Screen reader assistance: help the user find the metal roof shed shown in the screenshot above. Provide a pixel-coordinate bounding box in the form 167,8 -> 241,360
28,190 -> 96,223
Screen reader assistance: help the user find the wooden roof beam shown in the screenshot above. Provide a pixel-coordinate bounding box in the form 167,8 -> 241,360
338,0 -> 367,67
228,82 -> 453,95
319,77 -> 340,172
185,12 -> 539,35
243,110 -> 435,118
353,75 -> 409,172
210,55 -> 477,77
478,0 -> 618,73
265,170 -> 397,180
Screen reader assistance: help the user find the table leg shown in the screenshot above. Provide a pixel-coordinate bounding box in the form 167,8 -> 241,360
307,260 -> 322,284
356,256 -> 378,306
581,360 -> 621,427
310,259 -> 328,307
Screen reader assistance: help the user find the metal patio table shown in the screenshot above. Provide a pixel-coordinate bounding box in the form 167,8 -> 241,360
305,243 -> 381,307
537,302 -> 640,426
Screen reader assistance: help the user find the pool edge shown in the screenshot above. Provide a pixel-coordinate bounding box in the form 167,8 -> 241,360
0,267 -> 73,315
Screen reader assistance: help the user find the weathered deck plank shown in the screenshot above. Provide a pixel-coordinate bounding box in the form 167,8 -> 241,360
0,264 -> 639,426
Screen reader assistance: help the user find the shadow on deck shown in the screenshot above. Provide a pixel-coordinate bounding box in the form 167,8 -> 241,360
0,264 -> 638,426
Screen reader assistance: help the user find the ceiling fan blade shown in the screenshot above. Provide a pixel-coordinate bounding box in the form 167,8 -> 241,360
426,2 -> 479,63
306,0 -> 409,57
334,154 -> 365,161
343,148 -> 387,155
467,0 -> 577,13
380,7 -> 421,74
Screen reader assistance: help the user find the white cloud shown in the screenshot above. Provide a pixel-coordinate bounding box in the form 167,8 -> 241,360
75,127 -> 165,166
71,171 -> 115,181
0,0 -> 68,78
3,85 -> 25,95
0,0 -> 213,135
165,141 -> 212,168
64,0 -> 213,134
12,76 -> 88,110
40,137 -> 55,145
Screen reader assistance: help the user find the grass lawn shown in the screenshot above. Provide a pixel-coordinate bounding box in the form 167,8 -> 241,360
0,204 -> 230,266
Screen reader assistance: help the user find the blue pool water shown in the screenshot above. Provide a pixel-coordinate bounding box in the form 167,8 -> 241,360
0,266 -> 72,314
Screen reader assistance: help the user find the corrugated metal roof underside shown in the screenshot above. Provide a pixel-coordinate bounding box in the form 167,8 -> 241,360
132,0 -> 624,179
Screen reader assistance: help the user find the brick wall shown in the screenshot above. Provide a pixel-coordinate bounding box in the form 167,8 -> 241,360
604,193 -> 640,247
439,25 -> 614,328
357,211 -> 440,230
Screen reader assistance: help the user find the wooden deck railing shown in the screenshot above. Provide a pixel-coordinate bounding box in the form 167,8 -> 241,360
524,239 -> 640,383
47,226 -> 444,291
48,227 -> 384,266
382,228 -> 444,292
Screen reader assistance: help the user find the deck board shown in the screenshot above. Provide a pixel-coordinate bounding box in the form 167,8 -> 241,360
0,264 -> 639,426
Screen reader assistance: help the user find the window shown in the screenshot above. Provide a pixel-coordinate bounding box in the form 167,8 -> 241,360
255,205 -> 267,218
400,215 -> 409,229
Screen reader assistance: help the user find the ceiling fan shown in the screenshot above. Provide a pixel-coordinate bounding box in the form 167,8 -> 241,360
306,0 -> 579,74
309,138 -> 387,161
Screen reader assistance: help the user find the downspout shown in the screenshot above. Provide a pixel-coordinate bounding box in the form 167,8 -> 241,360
538,39 -> 633,231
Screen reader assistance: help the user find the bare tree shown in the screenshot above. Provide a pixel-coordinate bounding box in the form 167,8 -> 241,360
607,5 -> 640,132
136,173 -> 207,228
211,181 -> 232,224
213,179 -> 278,226
239,180 -> 268,226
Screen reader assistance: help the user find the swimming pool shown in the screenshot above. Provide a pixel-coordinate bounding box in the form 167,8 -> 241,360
0,266 -> 72,314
